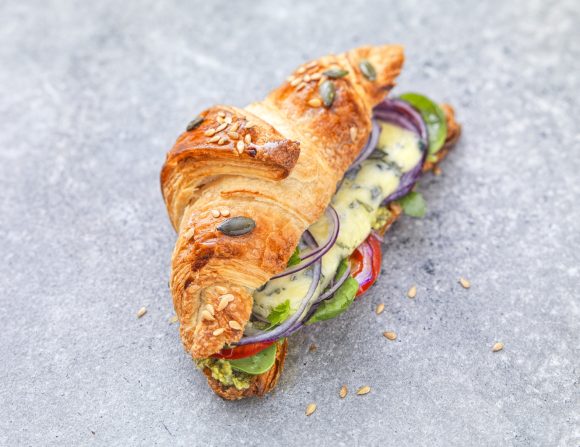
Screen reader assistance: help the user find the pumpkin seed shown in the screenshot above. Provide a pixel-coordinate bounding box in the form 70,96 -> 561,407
186,116 -> 204,131
359,59 -> 376,81
323,68 -> 348,79
217,216 -> 255,236
319,80 -> 336,108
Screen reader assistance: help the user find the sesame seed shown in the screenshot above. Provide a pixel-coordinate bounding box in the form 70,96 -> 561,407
407,285 -> 417,299
169,315 -> 178,324
228,320 -> 242,330
136,307 -> 147,318
217,295 -> 233,311
215,123 -> 228,132
218,137 -> 228,145
308,98 -> 322,108
383,331 -> 397,340
204,128 -> 216,137
305,403 -> 317,416
236,140 -> 245,153
219,207 -> 230,217
205,304 -> 215,315
224,115 -> 232,124
211,209 -> 221,218
310,73 -> 322,80
244,134 -> 252,144
350,126 -> 358,141
303,74 -> 311,82
213,328 -> 224,336
290,78 -> 301,87
297,66 -> 306,74
229,122 -> 239,132
492,342 -> 504,352
216,116 -> 225,124
459,277 -> 471,289
208,135 -> 220,143
296,82 -> 307,91
339,385 -> 348,398
375,303 -> 385,315
356,386 -> 371,395
227,131 -> 239,140
201,310 -> 215,321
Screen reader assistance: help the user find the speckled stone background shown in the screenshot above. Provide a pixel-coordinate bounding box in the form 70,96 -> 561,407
1,0 -> 579,445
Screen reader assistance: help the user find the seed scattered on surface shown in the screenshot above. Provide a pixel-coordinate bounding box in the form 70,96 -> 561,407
459,277 -> 471,289
359,59 -> 377,81
305,403 -> 317,416
218,294 -> 234,311
383,331 -> 397,340
217,216 -> 256,236
186,116 -> 204,131
296,82 -> 307,91
204,128 -> 216,137
208,135 -> 220,143
216,122 -> 228,132
310,72 -> 322,81
357,386 -> 371,395
211,209 -> 221,218
201,310 -> 215,321
290,78 -> 301,87
375,303 -> 385,315
169,315 -> 178,324
323,68 -> 349,78
244,134 -> 252,144
228,320 -> 242,330
227,131 -> 240,140
492,342 -> 504,352
219,207 -> 230,217
229,122 -> 239,132
350,126 -> 358,142
224,115 -> 232,124
309,343 -> 317,352
308,98 -> 322,108
213,328 -> 225,336
407,285 -> 417,299
339,385 -> 348,399
218,137 -> 228,145
136,307 -> 147,318
319,80 -> 336,107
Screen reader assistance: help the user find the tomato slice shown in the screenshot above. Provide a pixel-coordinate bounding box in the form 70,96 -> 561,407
212,341 -> 275,360
350,234 -> 382,297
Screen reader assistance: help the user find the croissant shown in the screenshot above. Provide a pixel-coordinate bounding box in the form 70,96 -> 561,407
161,45 -> 460,399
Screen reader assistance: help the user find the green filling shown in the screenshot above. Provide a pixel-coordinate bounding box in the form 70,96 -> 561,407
397,191 -> 427,217
287,247 -> 301,267
267,300 -> 291,328
196,358 -> 252,390
229,343 -> 278,375
399,92 -> 447,156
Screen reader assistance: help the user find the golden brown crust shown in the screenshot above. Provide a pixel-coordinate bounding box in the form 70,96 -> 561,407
162,45 -> 406,361
202,339 -> 288,400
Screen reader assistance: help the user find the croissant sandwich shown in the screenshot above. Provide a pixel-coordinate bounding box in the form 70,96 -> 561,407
161,45 -> 461,400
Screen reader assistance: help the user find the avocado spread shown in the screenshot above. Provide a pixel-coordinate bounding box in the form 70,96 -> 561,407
197,358 -> 252,390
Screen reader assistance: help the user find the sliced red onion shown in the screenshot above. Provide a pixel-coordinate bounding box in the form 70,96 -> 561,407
350,119 -> 381,167
270,206 -> 339,279
234,235 -> 322,346
373,98 -> 429,204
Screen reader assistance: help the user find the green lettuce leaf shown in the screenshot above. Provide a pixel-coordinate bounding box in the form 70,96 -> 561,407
307,276 -> 359,325
398,191 -> 427,218
267,300 -> 291,327
287,247 -> 301,267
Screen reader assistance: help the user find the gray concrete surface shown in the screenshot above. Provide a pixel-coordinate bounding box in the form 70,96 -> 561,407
1,0 -> 579,445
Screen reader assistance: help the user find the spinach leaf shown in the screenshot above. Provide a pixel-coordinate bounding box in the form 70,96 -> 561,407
287,247 -> 301,267
307,277 -> 359,325
229,343 -> 278,375
267,300 -> 291,327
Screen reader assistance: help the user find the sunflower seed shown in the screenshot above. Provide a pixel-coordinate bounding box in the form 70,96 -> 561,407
216,115 -> 225,124
297,66 -> 306,74
244,134 -> 252,144
492,342 -> 504,352
186,116 -> 204,131
217,111 -> 226,118
339,385 -> 348,398
303,74 -> 311,82
218,294 -> 234,311
216,123 -> 228,132
213,328 -> 224,336
211,209 -> 221,218
218,137 -> 228,145
375,303 -> 385,315
310,72 -> 322,81
206,304 -> 215,315
227,131 -> 240,140
356,386 -> 371,395
204,128 -> 216,137
229,122 -> 239,132
308,98 -> 322,108
236,140 -> 245,153
383,331 -> 397,340
305,403 -> 317,416
359,60 -> 377,81
296,82 -> 307,91
459,277 -> 471,289
290,78 -> 301,87
201,310 -> 215,321
136,307 -> 147,318
228,320 -> 242,330
217,216 -> 256,236
323,68 -> 348,79
319,80 -> 336,107
407,285 -> 417,299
